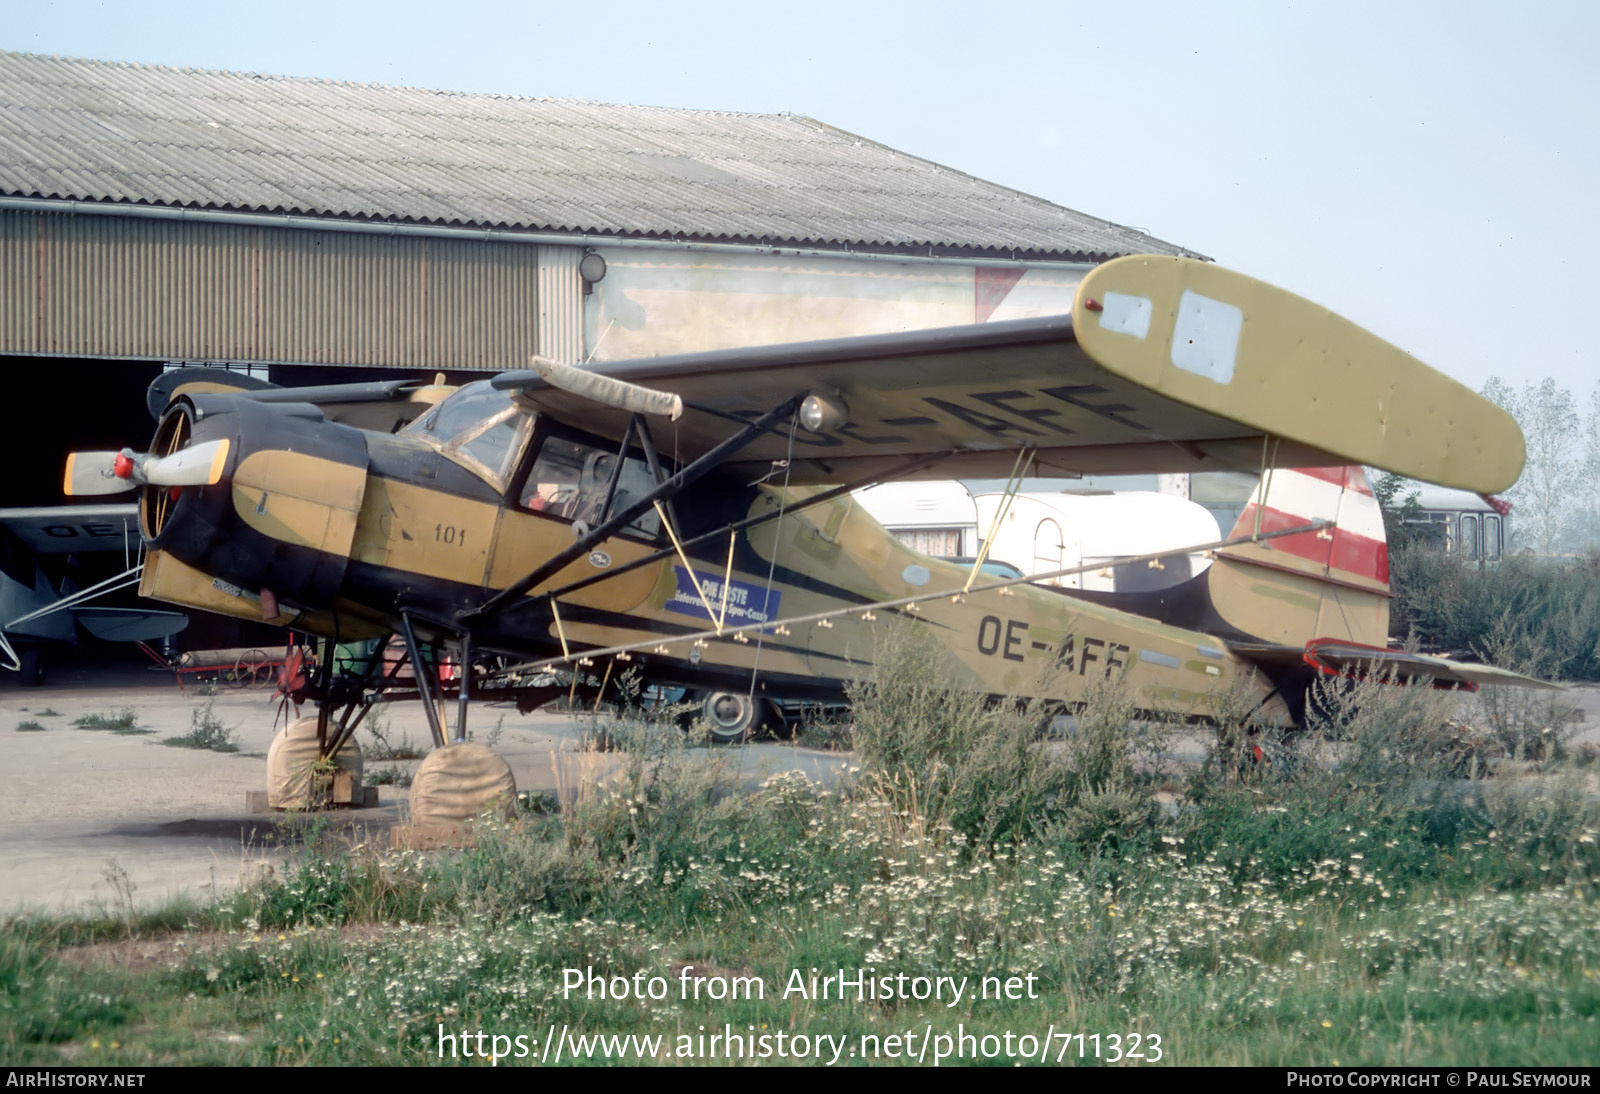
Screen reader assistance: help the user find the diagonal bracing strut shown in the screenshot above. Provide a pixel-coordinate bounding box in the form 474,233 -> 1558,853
464,394 -> 804,622
522,449 -> 957,615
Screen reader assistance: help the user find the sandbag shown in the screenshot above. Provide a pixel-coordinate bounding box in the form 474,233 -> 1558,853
409,742 -> 517,825
266,715 -> 364,809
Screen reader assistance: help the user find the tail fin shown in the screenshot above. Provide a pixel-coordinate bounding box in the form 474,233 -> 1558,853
1206,466 -> 1391,648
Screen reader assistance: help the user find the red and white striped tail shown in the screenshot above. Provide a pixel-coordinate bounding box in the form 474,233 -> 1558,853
1207,466 -> 1391,649
1227,466 -> 1389,589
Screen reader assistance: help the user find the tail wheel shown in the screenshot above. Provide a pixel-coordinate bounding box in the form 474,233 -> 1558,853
695,690 -> 770,744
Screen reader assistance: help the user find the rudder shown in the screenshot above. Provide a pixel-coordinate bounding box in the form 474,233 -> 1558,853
1206,466 -> 1391,648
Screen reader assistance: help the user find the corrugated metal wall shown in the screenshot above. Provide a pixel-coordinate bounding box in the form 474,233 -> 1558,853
0,212 -> 38,351
535,246 -> 583,364
0,210 -> 561,370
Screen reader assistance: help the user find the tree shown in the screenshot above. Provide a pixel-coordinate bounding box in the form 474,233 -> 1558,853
1571,380 -> 1600,552
1370,470 -> 1430,550
1482,376 -> 1583,554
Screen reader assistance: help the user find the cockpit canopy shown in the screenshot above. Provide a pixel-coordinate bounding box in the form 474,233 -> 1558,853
399,381 -> 663,538
403,381 -> 533,487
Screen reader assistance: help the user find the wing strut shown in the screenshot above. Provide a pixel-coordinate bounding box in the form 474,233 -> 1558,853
965,447 -> 1033,593
465,395 -> 805,622
517,448 -> 956,612
3,563 -> 145,633
497,519 -> 1336,677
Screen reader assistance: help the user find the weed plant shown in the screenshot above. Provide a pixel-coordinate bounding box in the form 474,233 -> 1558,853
361,705 -> 425,761
162,702 -> 240,752
366,765 -> 413,788
70,709 -> 149,735
793,715 -> 853,751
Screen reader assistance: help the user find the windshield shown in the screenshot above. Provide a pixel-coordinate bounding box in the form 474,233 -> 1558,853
403,381 -> 533,485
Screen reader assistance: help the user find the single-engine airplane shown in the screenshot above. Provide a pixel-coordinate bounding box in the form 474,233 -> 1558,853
62,256 -> 1549,810
0,504 -> 187,684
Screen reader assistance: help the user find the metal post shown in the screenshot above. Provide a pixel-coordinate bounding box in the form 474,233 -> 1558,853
455,632 -> 471,743
468,394 -> 802,620
399,612 -> 446,749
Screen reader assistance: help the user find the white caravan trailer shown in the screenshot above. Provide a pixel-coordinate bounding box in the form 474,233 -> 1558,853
853,483 -> 1220,593
972,490 -> 1220,592
850,482 -> 981,559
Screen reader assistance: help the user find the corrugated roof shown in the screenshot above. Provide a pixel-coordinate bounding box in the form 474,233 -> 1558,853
0,51 -> 1199,261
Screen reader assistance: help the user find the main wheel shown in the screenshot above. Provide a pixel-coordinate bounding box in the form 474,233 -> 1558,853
17,646 -> 43,687
695,690 -> 770,744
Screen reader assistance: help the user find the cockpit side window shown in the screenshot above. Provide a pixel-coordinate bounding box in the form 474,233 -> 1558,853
519,428 -> 663,540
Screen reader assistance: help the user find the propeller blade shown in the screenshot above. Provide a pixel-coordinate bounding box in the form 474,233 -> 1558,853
63,452 -> 134,496
143,439 -> 231,487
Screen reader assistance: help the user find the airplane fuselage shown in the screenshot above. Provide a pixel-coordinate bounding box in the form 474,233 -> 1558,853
135,390 -> 1292,722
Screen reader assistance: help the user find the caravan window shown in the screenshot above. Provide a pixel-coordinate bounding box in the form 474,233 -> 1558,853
892,528 -> 965,557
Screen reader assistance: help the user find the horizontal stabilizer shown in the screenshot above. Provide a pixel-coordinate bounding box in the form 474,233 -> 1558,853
1229,637 -> 1564,693
1302,638 -> 1564,692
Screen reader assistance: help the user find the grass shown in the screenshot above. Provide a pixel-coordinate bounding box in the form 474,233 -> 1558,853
71,708 -> 151,736
162,702 -> 240,753
3,646 -> 1596,1066
794,716 -> 853,751
15,720 -> 47,732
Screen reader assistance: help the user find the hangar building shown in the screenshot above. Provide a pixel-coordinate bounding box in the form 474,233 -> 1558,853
0,50 -> 1196,505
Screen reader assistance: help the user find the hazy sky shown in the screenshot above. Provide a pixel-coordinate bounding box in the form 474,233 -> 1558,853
7,0 -> 1597,397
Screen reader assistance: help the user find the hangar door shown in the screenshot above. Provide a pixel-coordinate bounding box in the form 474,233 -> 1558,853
0,210 -> 584,369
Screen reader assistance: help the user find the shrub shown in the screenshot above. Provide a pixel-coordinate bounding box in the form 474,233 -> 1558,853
846,634 -> 1165,852
1390,548 -> 1600,681
360,705 -> 425,760
1180,665 -> 1599,895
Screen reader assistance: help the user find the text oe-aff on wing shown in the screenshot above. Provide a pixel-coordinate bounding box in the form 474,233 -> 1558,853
495,255 -> 1523,495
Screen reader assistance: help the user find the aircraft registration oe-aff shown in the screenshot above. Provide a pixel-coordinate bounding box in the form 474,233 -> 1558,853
60,255 -> 1553,815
